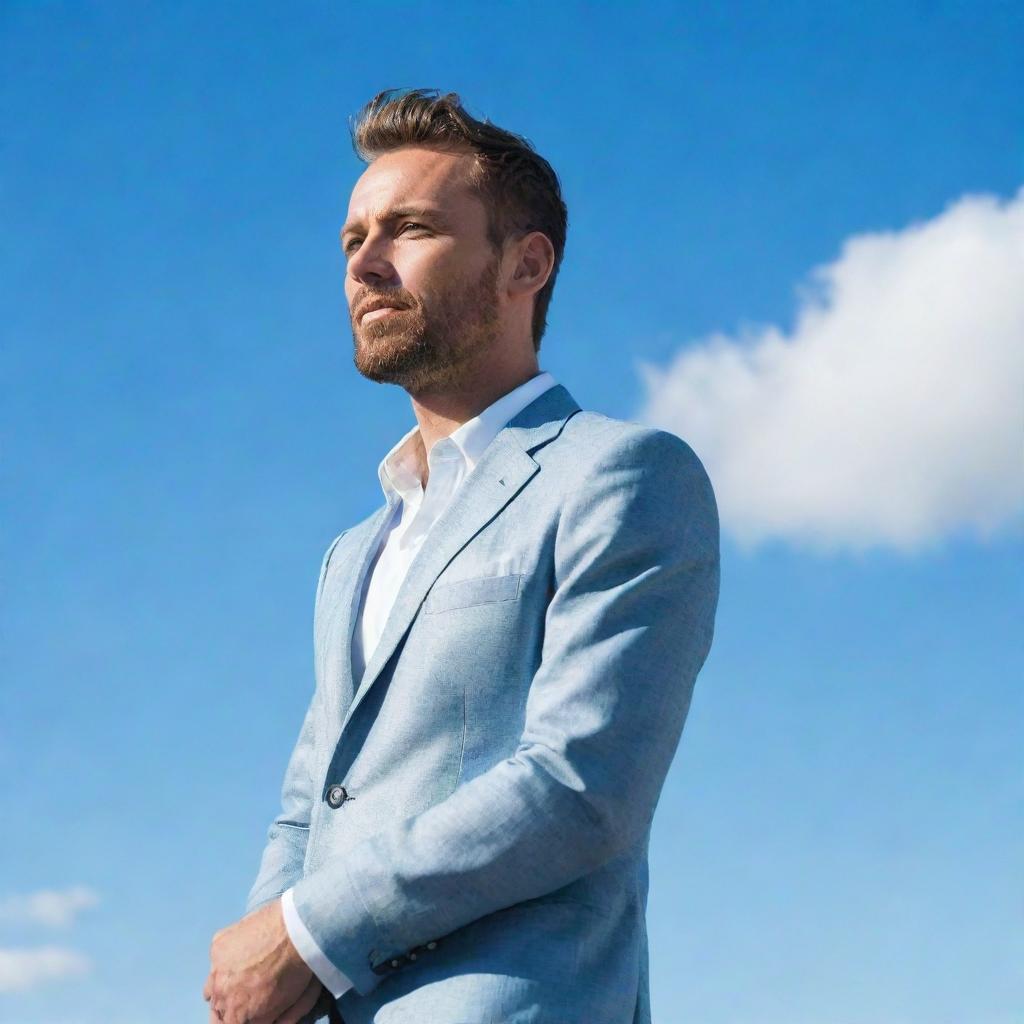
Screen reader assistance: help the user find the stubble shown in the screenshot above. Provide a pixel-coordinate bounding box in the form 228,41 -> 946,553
351,255 -> 502,395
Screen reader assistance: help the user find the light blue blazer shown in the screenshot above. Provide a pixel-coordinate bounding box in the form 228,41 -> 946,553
245,383 -> 720,1024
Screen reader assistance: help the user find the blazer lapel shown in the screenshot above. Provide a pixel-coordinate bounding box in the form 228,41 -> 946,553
323,497 -> 400,719
335,382 -> 582,743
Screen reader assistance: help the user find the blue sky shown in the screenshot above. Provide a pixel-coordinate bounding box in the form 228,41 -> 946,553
2,2 -> 1022,1022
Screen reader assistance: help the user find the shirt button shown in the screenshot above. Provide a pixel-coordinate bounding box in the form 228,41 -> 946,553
426,941 -> 437,949
326,784 -> 348,808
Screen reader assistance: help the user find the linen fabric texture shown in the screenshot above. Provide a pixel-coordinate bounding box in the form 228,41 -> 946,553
244,381 -> 720,1024
282,370 -> 560,999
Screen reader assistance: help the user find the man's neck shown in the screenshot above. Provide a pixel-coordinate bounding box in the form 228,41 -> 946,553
408,363 -> 541,476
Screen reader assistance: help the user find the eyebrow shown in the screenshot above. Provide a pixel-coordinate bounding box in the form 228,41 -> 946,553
340,205 -> 451,243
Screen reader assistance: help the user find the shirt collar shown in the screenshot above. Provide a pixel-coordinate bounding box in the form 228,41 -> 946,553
377,370 -> 559,504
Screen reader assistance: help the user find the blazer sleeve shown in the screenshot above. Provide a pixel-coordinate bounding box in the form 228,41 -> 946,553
287,429 -> 721,994
244,531 -> 348,916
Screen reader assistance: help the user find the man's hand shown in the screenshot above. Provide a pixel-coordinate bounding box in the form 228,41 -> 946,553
203,898 -> 324,1024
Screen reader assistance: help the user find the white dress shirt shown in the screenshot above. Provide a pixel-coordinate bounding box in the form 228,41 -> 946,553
280,370 -> 559,999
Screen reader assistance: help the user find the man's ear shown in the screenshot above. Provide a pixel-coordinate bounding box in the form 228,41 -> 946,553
508,231 -> 555,299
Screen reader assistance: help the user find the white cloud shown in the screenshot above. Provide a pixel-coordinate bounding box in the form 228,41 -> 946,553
0,946 -> 92,993
0,886 -> 100,928
636,187 -> 1024,554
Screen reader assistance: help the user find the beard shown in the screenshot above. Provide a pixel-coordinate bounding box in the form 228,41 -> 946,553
350,254 -> 502,395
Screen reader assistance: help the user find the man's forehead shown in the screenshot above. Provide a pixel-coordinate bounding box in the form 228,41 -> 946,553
345,148 -> 478,224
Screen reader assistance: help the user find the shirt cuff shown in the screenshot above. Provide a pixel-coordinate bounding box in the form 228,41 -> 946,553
280,886 -> 355,1000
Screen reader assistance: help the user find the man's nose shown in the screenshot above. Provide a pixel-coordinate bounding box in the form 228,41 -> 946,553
347,239 -> 398,287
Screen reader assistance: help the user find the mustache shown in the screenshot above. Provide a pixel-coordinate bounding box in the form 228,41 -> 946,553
352,290 -> 417,319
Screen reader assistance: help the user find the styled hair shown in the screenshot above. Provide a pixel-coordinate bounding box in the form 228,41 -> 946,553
349,88 -> 568,352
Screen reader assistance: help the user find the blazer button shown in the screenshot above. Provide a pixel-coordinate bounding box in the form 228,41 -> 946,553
326,784 -> 348,808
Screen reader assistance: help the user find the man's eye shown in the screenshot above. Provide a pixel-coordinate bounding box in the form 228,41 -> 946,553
400,222 -> 430,234
343,239 -> 362,255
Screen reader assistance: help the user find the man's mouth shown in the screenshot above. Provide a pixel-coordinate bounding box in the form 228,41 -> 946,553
362,306 -> 404,324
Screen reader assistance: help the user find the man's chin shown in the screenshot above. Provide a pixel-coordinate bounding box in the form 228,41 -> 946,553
351,322 -> 482,392
353,347 -> 436,390
354,354 -> 464,394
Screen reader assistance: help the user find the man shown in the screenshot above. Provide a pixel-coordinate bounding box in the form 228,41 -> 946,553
203,88 -> 720,1024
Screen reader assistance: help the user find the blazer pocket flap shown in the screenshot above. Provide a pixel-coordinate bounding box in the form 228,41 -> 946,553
423,572 -> 523,614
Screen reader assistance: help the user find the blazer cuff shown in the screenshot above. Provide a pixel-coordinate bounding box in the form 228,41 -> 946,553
289,854 -> 405,997
280,887 -> 355,1000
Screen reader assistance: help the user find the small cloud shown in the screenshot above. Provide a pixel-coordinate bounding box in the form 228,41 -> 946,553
0,946 -> 92,993
636,187 -> 1024,554
0,886 -> 100,928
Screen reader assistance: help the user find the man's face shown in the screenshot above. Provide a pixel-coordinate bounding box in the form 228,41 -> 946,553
342,145 -> 504,394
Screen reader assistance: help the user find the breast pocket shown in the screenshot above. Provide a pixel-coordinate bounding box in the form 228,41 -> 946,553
422,571 -> 524,615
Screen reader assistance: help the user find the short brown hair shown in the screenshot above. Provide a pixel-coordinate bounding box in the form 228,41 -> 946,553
349,88 -> 568,352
